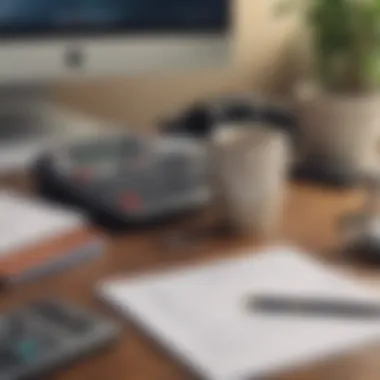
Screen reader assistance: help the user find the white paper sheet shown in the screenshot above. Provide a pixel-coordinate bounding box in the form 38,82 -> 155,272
0,190 -> 84,255
99,247 -> 380,380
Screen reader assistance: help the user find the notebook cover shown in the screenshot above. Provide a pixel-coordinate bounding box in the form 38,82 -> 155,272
0,227 -> 103,280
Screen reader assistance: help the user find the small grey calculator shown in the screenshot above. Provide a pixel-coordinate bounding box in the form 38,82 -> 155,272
0,299 -> 120,380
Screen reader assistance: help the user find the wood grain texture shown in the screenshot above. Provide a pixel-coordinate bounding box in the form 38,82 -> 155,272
2,175 -> 380,380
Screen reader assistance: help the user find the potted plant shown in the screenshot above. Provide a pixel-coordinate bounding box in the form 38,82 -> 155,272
278,0 -> 380,185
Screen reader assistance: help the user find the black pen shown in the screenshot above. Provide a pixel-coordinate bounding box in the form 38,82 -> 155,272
249,295 -> 380,320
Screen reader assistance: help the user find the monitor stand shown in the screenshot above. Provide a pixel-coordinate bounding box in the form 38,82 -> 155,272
0,85 -> 104,174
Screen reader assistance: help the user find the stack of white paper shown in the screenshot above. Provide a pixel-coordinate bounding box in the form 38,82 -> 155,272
100,247 -> 380,380
0,190 -> 84,256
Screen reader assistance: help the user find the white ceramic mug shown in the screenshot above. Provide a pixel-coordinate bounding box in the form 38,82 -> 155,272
210,124 -> 290,237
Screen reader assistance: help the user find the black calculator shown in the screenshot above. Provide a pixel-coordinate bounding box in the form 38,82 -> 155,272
34,134 -> 211,230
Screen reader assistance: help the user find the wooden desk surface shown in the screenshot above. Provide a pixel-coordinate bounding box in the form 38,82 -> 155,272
2,174 -> 380,380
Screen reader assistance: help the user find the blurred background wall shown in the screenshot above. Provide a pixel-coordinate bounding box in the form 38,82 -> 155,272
53,0 -> 303,130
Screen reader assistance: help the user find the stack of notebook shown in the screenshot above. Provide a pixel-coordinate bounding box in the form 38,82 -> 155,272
0,190 -> 105,285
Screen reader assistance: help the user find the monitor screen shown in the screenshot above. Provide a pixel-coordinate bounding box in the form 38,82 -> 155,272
0,0 -> 229,38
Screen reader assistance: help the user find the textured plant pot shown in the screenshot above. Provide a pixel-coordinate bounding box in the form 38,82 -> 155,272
295,85 -> 380,177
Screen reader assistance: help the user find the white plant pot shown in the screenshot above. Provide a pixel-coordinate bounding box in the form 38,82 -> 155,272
295,85 -> 380,177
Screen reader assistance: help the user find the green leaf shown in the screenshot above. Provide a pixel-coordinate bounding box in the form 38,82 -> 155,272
273,0 -> 380,91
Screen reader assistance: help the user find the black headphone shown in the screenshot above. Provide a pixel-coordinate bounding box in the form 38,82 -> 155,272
162,97 -> 299,144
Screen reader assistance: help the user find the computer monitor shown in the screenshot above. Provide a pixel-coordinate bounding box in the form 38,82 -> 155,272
0,0 -> 230,83
0,1 -> 231,173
